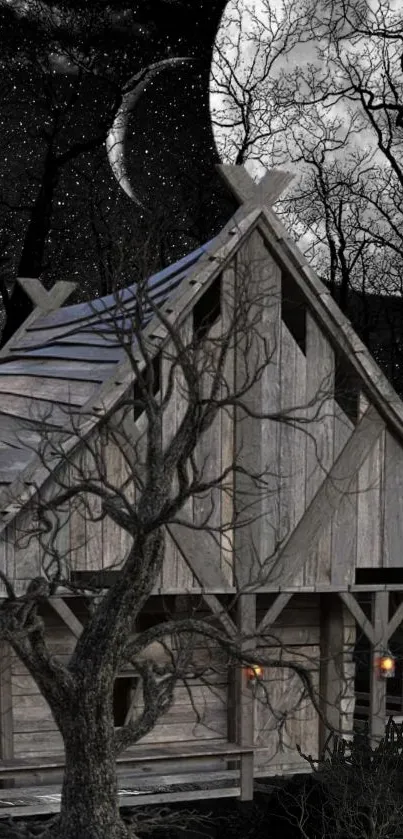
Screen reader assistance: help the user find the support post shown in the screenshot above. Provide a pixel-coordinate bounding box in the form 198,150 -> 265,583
237,595 -> 256,801
370,590 -> 389,744
0,641 -> 14,787
319,594 -> 355,754
319,594 -> 343,751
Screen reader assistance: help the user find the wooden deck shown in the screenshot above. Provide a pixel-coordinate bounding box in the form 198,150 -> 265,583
0,741 -> 253,818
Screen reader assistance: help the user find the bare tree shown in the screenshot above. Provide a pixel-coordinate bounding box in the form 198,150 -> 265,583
210,0 -> 403,390
0,232 -> 341,839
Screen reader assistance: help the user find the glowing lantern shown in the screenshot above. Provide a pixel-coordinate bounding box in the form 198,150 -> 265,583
246,665 -> 263,685
377,650 -> 396,679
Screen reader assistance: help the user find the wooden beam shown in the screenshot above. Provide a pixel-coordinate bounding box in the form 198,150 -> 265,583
370,591 -> 389,743
167,522 -> 231,592
339,593 -> 375,644
387,598 -> 403,641
16,279 -> 76,312
318,595 -> 344,750
0,642 -> 13,761
0,280 -> 77,362
49,598 -> 83,639
167,523 -> 235,635
109,408 -> 236,631
276,405 -> 384,585
236,595 -> 256,801
256,592 -> 292,635
217,165 -> 294,209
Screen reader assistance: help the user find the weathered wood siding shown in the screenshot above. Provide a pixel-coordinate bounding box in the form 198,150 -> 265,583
10,600 -> 229,757
254,595 -> 320,773
12,605 -> 72,757
2,229 -> 403,599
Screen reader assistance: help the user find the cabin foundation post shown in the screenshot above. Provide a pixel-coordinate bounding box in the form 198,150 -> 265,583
0,641 -> 14,787
319,594 -> 356,755
370,590 -> 389,744
228,595 -> 256,801
319,594 -> 344,752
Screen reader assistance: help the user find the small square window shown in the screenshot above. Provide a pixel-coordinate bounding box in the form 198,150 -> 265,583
113,676 -> 139,727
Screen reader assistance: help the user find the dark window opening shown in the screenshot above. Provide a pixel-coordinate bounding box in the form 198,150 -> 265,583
193,276 -> 222,341
131,352 -> 161,421
355,568 -> 403,585
113,677 -> 137,727
281,271 -> 306,354
334,351 -> 360,424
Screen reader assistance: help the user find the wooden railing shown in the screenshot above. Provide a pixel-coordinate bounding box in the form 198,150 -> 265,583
0,741 -> 255,818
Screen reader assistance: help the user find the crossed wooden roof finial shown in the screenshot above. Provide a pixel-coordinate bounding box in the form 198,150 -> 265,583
0,278 -> 77,359
216,164 -> 294,211
16,278 -> 77,313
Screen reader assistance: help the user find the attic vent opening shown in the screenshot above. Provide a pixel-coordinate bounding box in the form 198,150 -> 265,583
356,568 -> 403,585
131,351 -> 161,421
281,271 -> 306,354
193,275 -> 222,341
334,350 -> 360,424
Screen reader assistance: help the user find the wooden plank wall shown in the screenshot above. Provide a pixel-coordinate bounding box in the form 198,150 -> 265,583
12,605 -> 73,757
162,319 -> 197,590
255,595 -> 320,772
11,599 -> 228,757
4,234 -> 403,597
383,430 -> 403,568
233,230 -> 281,589
278,323 -> 306,586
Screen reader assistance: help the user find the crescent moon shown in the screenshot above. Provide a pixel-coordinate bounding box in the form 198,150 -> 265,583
106,58 -> 192,206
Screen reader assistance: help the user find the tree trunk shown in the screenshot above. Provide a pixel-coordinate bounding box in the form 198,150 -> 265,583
57,704 -> 130,839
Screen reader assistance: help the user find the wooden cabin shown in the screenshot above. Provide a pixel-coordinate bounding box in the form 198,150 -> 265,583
0,164 -> 403,815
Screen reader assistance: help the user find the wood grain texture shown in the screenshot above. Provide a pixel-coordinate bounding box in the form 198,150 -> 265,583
276,405 -> 385,586
331,405 -> 356,587
370,591 -> 388,743
234,230 -> 281,590
0,642 -> 13,758
161,318 -> 194,590
278,323 -> 306,587
102,436 -> 133,572
0,360 -> 111,381
357,427 -> 384,570
0,376 -> 95,405
260,204 -> 403,446
304,315 -> 334,587
193,320 -> 223,590
254,645 -> 320,769
256,592 -> 293,635
319,595 -> 346,747
49,599 -> 83,639
14,509 -> 41,581
220,266 -> 235,585
217,165 -> 294,209
383,431 -> 403,568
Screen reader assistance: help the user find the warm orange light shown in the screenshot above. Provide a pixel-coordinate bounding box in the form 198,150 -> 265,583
246,665 -> 263,682
378,652 -> 396,679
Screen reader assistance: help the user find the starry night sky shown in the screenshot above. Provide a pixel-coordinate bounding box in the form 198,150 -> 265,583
0,0 -> 237,339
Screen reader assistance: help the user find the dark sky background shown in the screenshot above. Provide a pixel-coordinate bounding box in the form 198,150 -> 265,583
0,0 -> 239,339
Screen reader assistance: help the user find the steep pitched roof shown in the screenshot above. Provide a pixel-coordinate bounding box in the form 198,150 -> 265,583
0,163 -> 403,531
0,203 -> 260,528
